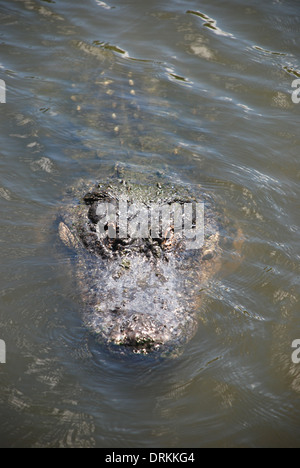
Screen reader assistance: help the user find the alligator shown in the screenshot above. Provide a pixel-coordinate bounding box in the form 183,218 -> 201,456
58,169 -> 223,356
56,53 -> 231,356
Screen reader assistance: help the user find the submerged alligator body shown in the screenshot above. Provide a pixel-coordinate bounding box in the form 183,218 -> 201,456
58,173 -> 221,355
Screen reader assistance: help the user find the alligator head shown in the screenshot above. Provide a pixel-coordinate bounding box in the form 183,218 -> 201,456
58,178 -> 220,355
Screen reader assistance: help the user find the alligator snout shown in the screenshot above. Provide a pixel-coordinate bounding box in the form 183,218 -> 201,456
109,313 -> 172,353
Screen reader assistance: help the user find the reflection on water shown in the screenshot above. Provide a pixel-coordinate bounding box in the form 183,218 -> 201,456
0,0 -> 299,448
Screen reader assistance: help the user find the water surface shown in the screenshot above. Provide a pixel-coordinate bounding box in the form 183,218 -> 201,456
0,0 -> 299,448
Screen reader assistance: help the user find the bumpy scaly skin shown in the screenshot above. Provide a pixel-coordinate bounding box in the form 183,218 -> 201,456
58,174 -> 221,355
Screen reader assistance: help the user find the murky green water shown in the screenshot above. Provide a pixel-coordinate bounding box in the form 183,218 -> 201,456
0,0 -> 299,448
